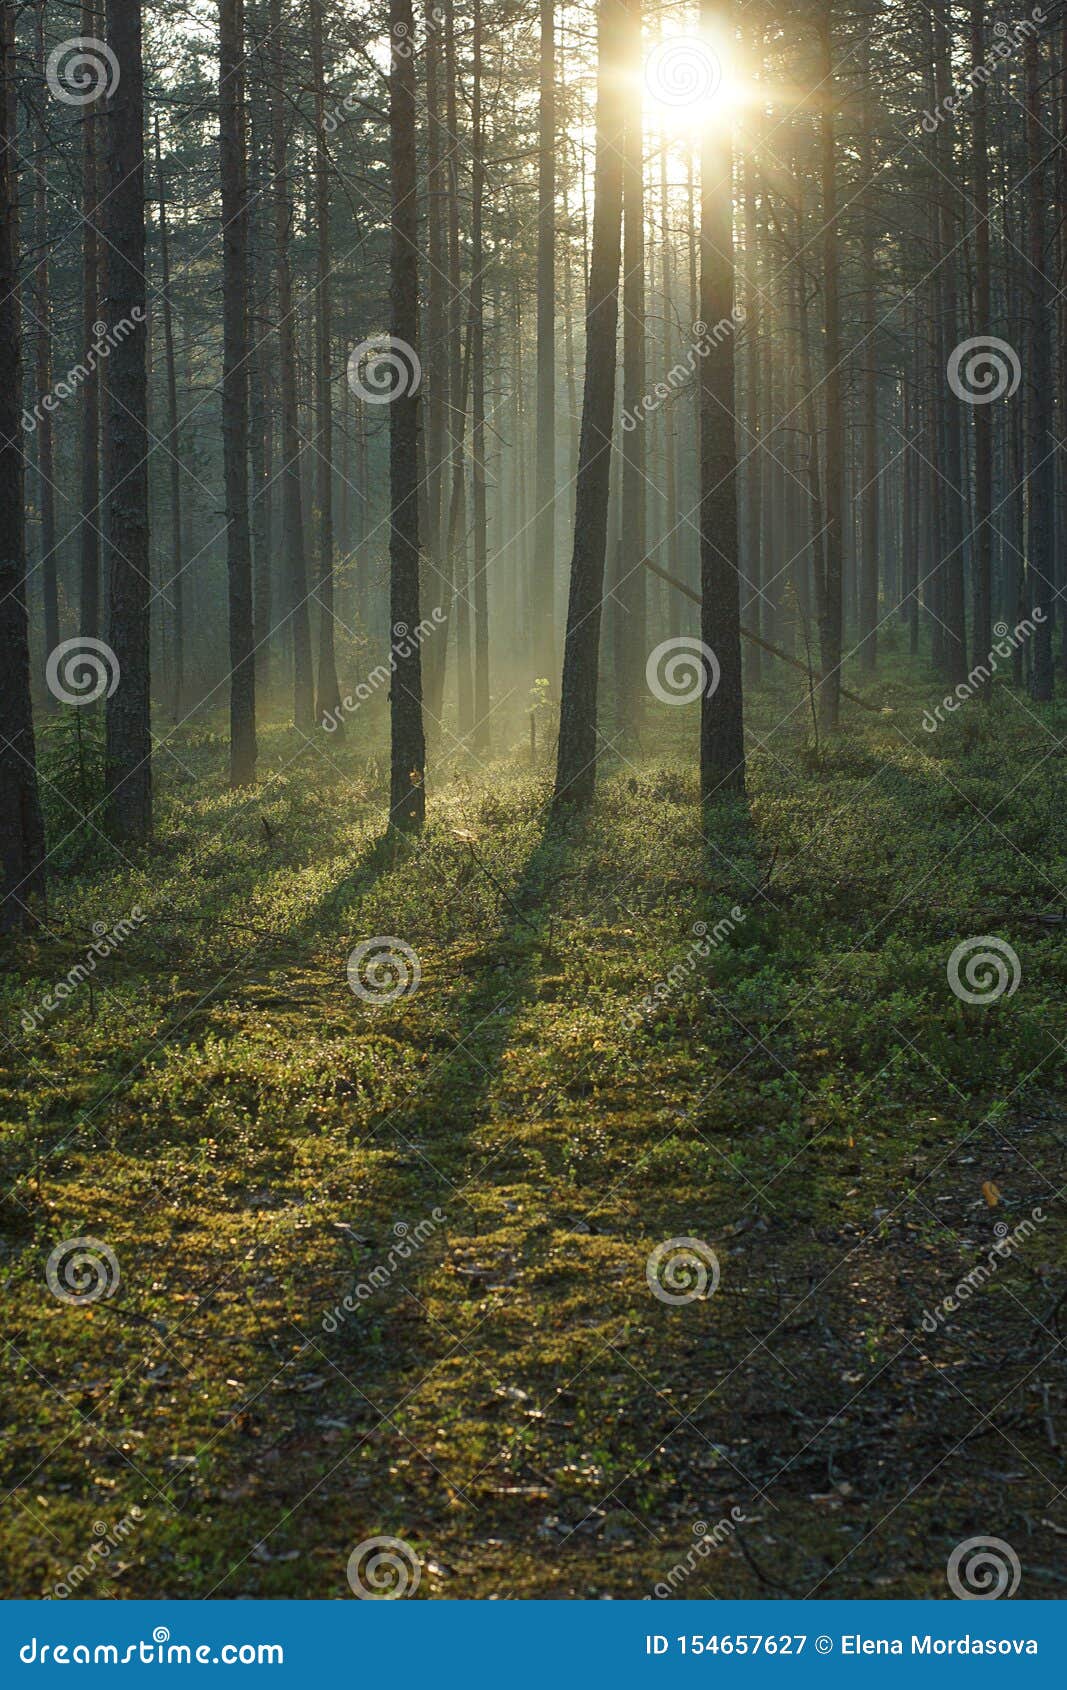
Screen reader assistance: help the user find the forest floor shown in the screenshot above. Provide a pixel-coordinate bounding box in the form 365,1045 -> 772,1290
2,651 -> 1066,1600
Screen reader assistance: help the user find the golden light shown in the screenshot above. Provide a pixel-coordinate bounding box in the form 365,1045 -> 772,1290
642,28 -> 748,132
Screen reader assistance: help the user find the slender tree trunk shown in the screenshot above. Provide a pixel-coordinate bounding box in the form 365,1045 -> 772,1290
970,0 -> 993,684
79,0 -> 103,641
617,0 -> 646,741
219,0 -> 257,783
554,0 -> 626,806
389,0 -> 426,829
817,5 -> 843,728
933,0 -> 967,685
269,0 -> 314,731
103,0 -> 152,842
310,0 -> 341,729
470,0 -> 490,748
534,0 -> 557,689
1026,30 -> 1055,699
33,2 -> 59,681
154,117 -> 184,721
858,23 -> 879,670
742,134 -> 761,684
700,0 -> 744,800
0,0 -> 46,930
422,0 -> 450,715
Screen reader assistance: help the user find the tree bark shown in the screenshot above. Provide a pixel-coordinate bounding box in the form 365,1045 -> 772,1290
553,0 -> 626,806
269,0 -> 314,731
0,0 -> 46,930
103,0 -> 152,842
219,0 -> 257,783
389,0 -> 426,829
699,0 -> 745,801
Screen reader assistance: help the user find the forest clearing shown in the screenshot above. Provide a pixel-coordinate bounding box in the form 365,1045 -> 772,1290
1,0 -> 1066,1608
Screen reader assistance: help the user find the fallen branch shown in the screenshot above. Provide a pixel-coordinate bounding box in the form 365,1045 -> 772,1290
640,556 -> 888,717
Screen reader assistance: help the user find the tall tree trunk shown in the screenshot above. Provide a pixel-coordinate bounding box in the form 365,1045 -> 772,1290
79,0 -> 103,641
1026,30 -> 1055,699
932,0 -> 967,686
34,1 -> 59,681
817,4 -> 843,728
554,0 -> 626,806
444,0 -> 472,733
269,0 -> 314,731
421,0 -> 450,716
534,0 -> 557,689
470,0 -> 490,748
220,0 -> 257,783
616,0 -> 645,741
389,0 -> 426,829
103,0 -> 152,842
154,116 -> 184,721
0,0 -> 46,930
700,0 -> 744,800
969,0 -> 993,684
310,0 -> 341,729
858,22 -> 879,670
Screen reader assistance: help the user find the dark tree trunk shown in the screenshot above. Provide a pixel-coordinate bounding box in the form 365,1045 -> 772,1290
103,0 -> 152,842
79,0 -> 103,642
534,0 -> 557,689
817,5 -> 843,728
470,0 -> 490,748
699,0 -> 745,801
34,1 -> 59,681
154,117 -> 184,721
1026,30 -> 1055,699
388,0 -> 426,830
970,0 -> 992,683
310,0 -> 341,730
553,0 -> 626,806
616,0 -> 645,741
269,0 -> 314,732
0,0 -> 46,930
220,0 -> 257,784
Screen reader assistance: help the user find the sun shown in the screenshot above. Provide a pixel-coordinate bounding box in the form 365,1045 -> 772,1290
642,28 -> 747,132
